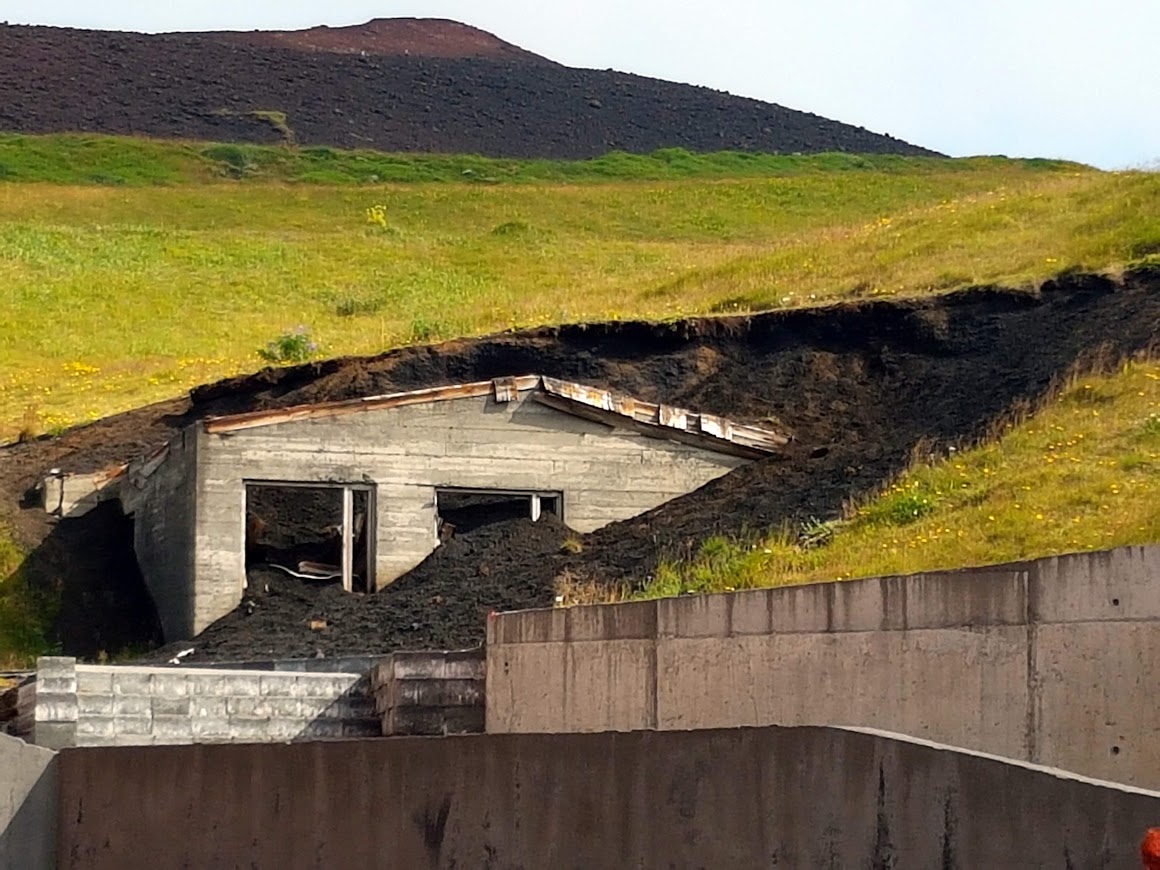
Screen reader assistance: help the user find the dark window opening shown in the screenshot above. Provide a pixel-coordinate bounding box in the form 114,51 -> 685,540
436,488 -> 561,540
245,483 -> 373,593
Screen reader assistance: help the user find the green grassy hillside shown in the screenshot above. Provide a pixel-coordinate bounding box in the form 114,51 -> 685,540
1,135 -> 1157,443
1,134 -> 1159,664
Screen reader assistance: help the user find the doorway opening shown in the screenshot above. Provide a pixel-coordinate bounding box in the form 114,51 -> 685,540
435,488 -> 562,541
245,482 -> 374,593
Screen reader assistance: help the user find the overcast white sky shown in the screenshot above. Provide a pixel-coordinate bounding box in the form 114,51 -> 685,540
6,1 -> 1158,168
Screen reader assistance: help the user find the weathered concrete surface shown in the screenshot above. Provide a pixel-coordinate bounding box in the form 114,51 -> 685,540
0,733 -> 57,870
120,434 -> 198,642
142,388 -> 746,637
488,544 -> 1160,787
372,650 -> 485,735
54,724 -> 1160,869
32,658 -> 378,748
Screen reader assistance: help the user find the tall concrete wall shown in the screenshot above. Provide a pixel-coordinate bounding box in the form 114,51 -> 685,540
487,544 -> 1160,788
121,432 -> 198,641
193,392 -> 743,632
53,724 -> 1160,869
0,733 -> 56,870
31,658 -> 378,748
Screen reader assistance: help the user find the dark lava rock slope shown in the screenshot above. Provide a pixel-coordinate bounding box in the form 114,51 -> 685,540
0,22 -> 938,158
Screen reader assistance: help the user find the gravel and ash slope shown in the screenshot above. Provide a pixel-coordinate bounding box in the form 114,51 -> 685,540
2,270 -> 1158,661
0,20 -> 937,158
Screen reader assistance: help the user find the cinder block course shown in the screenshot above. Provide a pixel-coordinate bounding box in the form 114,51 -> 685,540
208,675 -> 265,697
111,672 -> 152,696
151,716 -> 195,741
39,675 -> 78,695
113,715 -> 153,736
34,658 -> 375,748
297,719 -> 348,740
35,694 -> 78,722
150,676 -> 191,699
112,695 -> 151,717
190,718 -> 233,739
226,720 -> 274,743
390,679 -> 484,708
75,670 -> 113,694
76,694 -> 114,716
151,697 -> 191,717
285,675 -> 361,698
36,656 -> 76,677
190,697 -> 228,719
74,717 -> 115,738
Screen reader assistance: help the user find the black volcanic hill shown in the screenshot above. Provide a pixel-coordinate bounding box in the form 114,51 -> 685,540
0,21 -> 939,158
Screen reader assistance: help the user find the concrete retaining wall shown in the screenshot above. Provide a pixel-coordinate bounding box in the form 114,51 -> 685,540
31,657 -> 379,748
0,733 -> 56,870
53,724 -> 1160,869
487,544 -> 1160,788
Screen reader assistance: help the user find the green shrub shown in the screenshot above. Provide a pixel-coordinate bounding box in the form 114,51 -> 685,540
257,326 -> 320,364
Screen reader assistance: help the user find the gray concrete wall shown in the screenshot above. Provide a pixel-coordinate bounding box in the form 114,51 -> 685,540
0,733 -> 56,870
31,658 -> 379,748
121,432 -> 198,641
53,723 -> 1160,869
487,544 -> 1160,788
193,392 -> 744,633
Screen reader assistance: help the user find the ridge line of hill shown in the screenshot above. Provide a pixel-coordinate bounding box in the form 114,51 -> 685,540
0,22 -> 939,159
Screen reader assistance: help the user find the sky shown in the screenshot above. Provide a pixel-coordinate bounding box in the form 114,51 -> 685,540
5,1 -> 1158,169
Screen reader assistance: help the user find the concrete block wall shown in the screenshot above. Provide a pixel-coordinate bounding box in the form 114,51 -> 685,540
371,649 -> 485,735
487,544 -> 1160,789
31,658 -> 380,748
192,392 -> 745,634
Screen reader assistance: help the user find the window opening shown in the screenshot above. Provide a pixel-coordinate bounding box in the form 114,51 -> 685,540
245,483 -> 373,593
435,488 -> 561,541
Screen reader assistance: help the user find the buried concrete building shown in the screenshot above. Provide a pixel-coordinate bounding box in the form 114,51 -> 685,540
37,375 -> 787,642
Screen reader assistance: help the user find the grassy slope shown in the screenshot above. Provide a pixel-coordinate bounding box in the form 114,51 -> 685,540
638,360 -> 1160,599
1,136 -> 1157,443
1,134 -> 1159,663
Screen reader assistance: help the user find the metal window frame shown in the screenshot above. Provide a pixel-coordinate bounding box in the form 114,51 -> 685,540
434,486 -> 564,525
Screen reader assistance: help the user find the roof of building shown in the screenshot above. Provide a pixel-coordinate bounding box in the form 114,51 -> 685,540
201,375 -> 790,459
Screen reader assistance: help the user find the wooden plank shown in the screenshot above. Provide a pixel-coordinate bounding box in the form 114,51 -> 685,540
204,376 -> 541,433
532,393 -> 780,460
659,405 -> 688,429
492,376 -> 520,403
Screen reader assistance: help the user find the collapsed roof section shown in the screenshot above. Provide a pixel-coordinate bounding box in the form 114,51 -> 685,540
202,375 -> 791,459
40,376 -> 789,519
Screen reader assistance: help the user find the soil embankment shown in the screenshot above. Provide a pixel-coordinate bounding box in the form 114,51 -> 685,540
2,269 -> 1158,660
